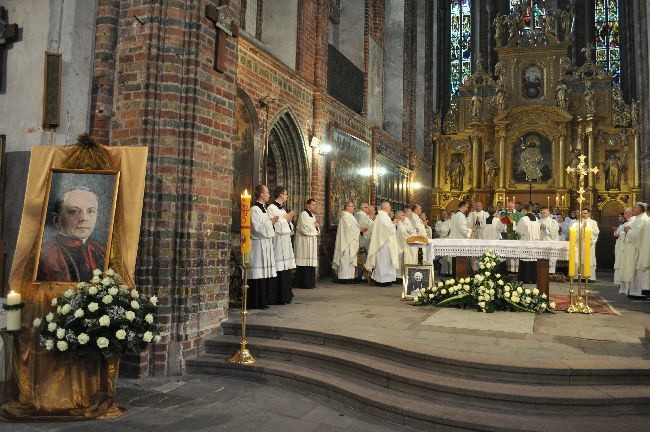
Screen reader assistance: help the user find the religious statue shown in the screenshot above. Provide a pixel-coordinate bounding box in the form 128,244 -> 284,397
568,149 -> 581,190
494,16 -> 507,47
631,100 -> 639,127
484,152 -> 499,189
494,62 -> 506,86
604,152 -> 623,190
519,136 -> 543,182
471,90 -> 482,120
508,14 -> 521,39
555,81 -> 569,110
584,80 -> 595,114
560,10 -> 573,42
543,9 -> 557,35
495,86 -> 507,112
448,154 -> 465,190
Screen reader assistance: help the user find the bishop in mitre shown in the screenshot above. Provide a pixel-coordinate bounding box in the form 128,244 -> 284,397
333,201 -> 364,283
570,208 -> 599,281
267,186 -> 296,304
616,207 -> 635,294
365,201 -> 399,286
515,203 -> 541,284
538,206 -> 560,274
249,184 -> 279,309
625,202 -> 650,298
293,199 -> 320,289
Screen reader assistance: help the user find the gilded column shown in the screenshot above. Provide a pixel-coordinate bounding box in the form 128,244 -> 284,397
558,130 -> 566,188
471,134 -> 480,189
434,136 -> 441,187
634,130 -> 640,188
498,127 -> 506,188
587,126 -> 594,186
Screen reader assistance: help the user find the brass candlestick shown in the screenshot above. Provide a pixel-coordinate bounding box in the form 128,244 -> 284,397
228,253 -> 257,364
565,154 -> 598,315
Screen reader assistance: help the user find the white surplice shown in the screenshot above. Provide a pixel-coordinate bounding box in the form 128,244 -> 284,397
539,216 -> 559,273
250,203 -> 277,280
627,213 -> 650,296
294,210 -> 319,267
267,202 -> 296,272
365,210 -> 399,283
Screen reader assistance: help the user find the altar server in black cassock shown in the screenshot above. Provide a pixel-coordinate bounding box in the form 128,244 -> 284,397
248,185 -> 278,309
515,203 -> 541,284
267,186 -> 296,304
293,199 -> 320,288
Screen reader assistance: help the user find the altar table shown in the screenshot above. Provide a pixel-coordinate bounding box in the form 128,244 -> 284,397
427,239 -> 569,295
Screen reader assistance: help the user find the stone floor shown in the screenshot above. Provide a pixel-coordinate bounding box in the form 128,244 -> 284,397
0,375 -> 420,432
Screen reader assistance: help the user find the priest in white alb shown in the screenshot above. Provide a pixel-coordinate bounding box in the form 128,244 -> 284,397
355,202 -> 374,280
538,206 -> 560,273
293,199 -> 320,289
448,202 -> 472,277
515,203 -> 541,284
434,211 -> 452,275
395,210 -> 414,279
401,207 -> 419,265
365,201 -> 399,286
333,201 -> 363,283
467,201 -> 490,239
625,202 -> 650,298
249,184 -> 279,309
570,208 -> 599,281
616,207 -> 635,294
411,204 -> 430,262
267,186 -> 296,304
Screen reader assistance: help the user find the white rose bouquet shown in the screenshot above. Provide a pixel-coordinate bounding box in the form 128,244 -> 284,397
33,269 -> 161,359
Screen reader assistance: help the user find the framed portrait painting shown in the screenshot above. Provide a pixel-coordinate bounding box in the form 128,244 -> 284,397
33,169 -> 120,283
403,264 -> 434,300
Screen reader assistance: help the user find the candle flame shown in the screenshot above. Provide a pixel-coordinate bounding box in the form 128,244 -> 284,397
243,189 -> 248,195
9,290 -> 15,295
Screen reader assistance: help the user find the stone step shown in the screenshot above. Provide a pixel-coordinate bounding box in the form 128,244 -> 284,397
205,335 -> 650,416
220,321 -> 650,385
186,354 -> 650,432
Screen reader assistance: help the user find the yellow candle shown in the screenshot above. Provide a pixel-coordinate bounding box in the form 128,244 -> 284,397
568,226 -> 576,278
6,290 -> 21,331
240,190 -> 251,254
562,195 -> 566,207
555,194 -> 559,208
583,226 -> 592,278
547,196 -> 550,208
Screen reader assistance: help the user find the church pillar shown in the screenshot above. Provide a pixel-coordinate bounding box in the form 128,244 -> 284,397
633,130 -> 640,189
434,136 -> 441,187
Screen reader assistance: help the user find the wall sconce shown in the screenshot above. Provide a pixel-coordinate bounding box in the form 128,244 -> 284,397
376,166 -> 388,177
411,181 -> 423,190
358,167 -> 373,177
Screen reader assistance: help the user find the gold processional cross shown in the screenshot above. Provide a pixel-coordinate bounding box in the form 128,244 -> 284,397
564,154 -> 599,314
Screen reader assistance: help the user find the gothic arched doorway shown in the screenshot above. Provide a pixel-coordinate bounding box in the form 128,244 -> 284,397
266,110 -> 309,212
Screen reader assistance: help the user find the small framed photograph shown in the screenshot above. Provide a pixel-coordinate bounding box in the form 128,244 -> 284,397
33,168 -> 120,283
403,264 -> 434,299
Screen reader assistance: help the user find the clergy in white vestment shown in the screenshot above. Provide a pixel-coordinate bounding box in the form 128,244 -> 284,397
401,207 -> 419,265
482,206 -> 506,240
395,211 -> 415,278
333,202 -> 363,283
449,202 -> 472,277
422,213 -> 433,239
625,203 -> 650,297
612,210 -> 627,286
557,214 -> 570,241
515,203 -> 541,284
355,203 -> 374,280
467,201 -> 490,239
249,185 -> 279,309
538,206 -> 560,273
434,211 -> 452,275
267,186 -> 296,304
365,201 -> 400,285
616,208 -> 635,293
411,204 -> 430,262
293,199 -> 320,289
570,208 -> 600,281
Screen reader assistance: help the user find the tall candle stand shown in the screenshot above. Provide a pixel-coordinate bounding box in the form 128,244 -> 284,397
565,155 -> 598,315
228,252 -> 256,364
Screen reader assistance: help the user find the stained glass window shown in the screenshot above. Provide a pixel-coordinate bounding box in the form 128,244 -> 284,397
509,1 -> 546,30
450,0 -> 472,96
595,0 -> 620,85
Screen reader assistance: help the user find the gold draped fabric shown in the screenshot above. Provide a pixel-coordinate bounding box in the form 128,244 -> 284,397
2,145 -> 148,420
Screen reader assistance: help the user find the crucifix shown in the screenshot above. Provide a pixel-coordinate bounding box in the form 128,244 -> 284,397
0,6 -> 20,88
205,4 -> 235,73
581,42 -> 594,63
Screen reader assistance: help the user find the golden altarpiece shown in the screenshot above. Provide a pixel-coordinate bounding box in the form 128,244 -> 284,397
432,5 -> 640,226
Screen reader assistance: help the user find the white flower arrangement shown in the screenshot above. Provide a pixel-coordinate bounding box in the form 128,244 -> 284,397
34,269 -> 160,359
414,251 -> 555,314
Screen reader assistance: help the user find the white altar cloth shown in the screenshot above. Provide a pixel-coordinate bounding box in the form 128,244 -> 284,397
427,239 -> 569,264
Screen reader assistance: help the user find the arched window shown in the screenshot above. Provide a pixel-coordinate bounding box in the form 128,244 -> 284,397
450,0 -> 472,96
509,1 -> 546,30
595,0 -> 620,85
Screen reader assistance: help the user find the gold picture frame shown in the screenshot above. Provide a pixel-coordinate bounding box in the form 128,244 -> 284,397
33,168 -> 120,283
402,264 -> 434,300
